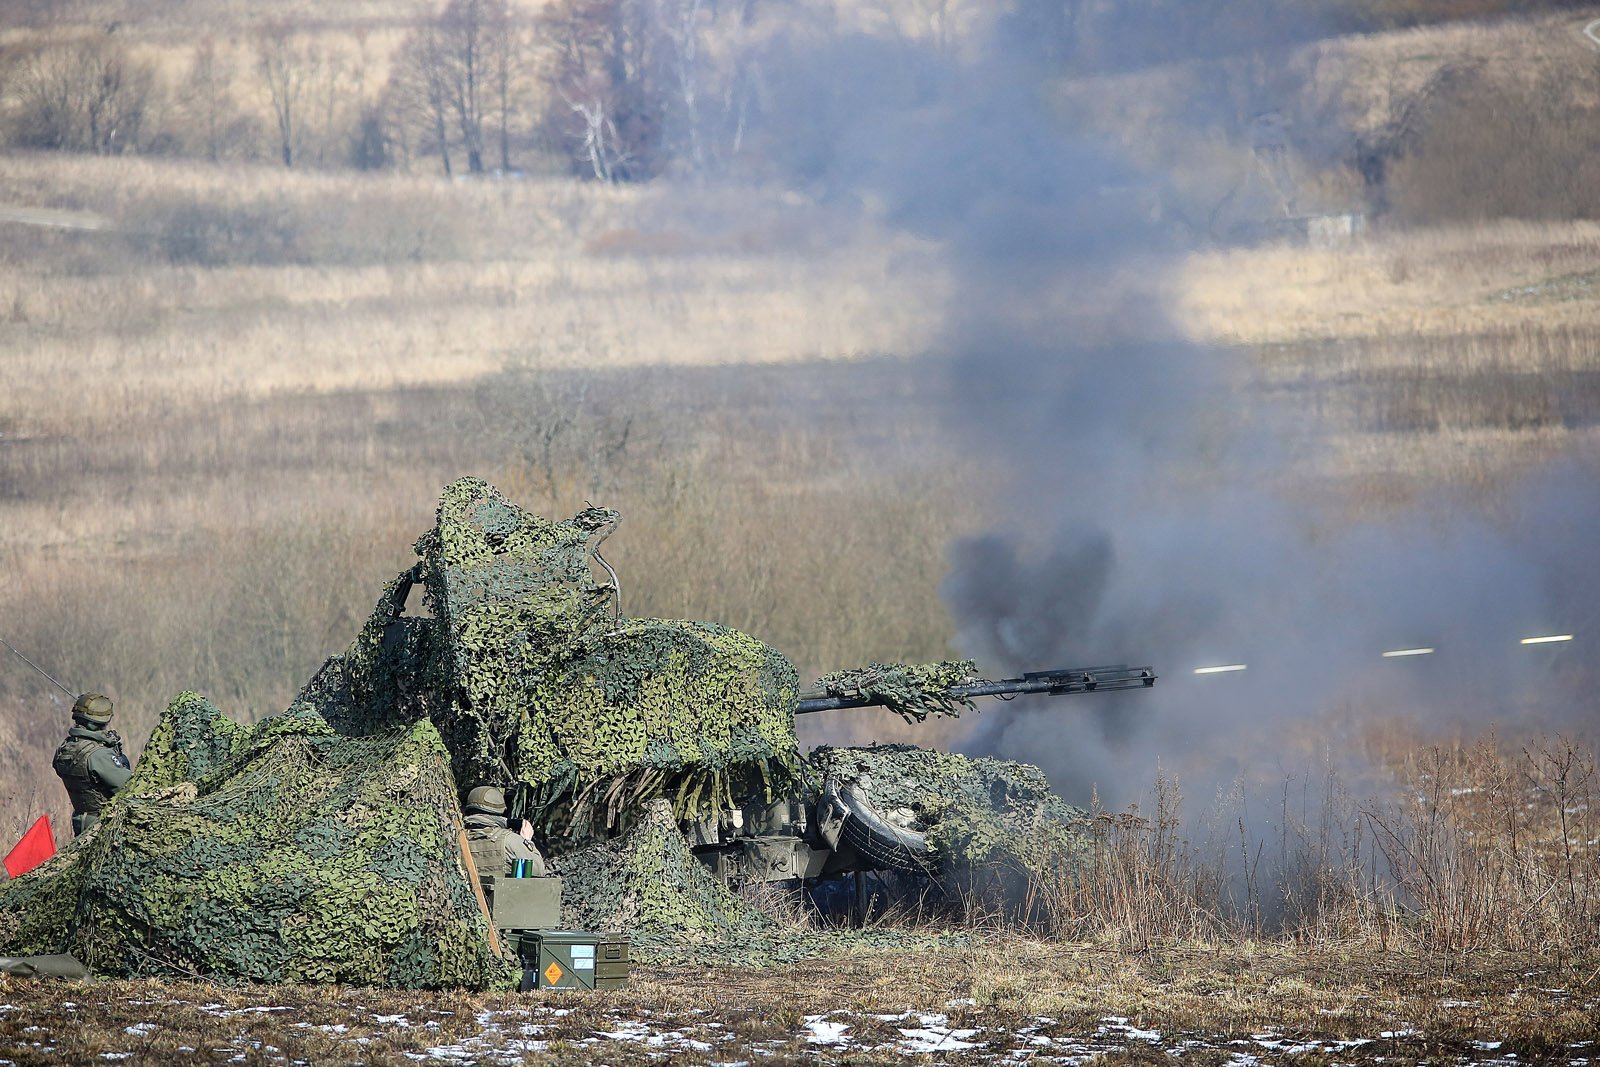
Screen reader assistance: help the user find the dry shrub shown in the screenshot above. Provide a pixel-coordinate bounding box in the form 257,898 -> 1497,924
121,187 -> 474,267
1391,69 -> 1600,224
1033,777 -> 1234,948
1360,735 -> 1599,955
1014,733 -> 1599,956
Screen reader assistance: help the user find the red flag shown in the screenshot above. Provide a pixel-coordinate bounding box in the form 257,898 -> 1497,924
4,815 -> 56,879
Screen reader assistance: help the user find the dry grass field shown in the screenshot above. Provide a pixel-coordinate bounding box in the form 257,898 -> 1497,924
1,137 -> 1596,837
1,0 -> 1599,1050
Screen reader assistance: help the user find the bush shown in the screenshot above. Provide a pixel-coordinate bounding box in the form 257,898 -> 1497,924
5,37 -> 158,155
1390,70 -> 1600,223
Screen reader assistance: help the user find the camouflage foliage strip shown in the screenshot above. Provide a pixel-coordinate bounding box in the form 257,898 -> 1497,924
809,659 -> 979,722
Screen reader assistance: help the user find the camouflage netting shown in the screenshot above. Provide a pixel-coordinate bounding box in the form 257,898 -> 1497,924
812,744 -> 1089,875
552,801 -> 778,961
398,478 -> 802,834
516,619 -> 800,831
809,659 -> 979,722
552,802 -> 977,966
0,694 -> 516,989
0,478 -> 810,985
0,477 -> 1080,984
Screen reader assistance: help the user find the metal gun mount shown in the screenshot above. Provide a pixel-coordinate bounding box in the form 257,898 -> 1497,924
794,664 -> 1157,715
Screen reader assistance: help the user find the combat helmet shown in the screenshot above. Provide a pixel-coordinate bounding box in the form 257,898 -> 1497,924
71,693 -> 114,725
464,785 -> 507,816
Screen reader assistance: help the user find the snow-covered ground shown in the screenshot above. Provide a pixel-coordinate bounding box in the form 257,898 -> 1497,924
4,994 -> 1592,1066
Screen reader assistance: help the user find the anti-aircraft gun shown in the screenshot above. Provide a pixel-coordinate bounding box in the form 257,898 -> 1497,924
350,479 -> 1158,890
686,663 -> 1155,887
0,478 -> 1156,989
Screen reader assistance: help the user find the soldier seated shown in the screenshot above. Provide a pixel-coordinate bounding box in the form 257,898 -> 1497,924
462,785 -> 546,877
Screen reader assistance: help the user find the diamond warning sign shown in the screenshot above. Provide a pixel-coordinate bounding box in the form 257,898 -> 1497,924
543,960 -> 564,986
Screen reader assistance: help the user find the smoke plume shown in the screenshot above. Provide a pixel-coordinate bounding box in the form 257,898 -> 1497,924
733,4 -> 1596,811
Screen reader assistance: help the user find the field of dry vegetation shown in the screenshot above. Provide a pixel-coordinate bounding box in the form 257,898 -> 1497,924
0,0 -> 1597,1053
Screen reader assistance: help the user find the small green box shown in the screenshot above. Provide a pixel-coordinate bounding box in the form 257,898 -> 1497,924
483,875 -> 562,931
516,931 -> 630,991
594,934 -> 630,990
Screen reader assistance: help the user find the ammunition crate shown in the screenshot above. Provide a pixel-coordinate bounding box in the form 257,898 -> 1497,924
512,931 -> 630,991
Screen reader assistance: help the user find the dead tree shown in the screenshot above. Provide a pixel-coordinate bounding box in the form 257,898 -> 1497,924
256,24 -> 317,166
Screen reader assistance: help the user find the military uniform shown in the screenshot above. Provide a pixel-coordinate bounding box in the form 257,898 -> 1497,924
462,787 -> 546,877
51,694 -> 133,836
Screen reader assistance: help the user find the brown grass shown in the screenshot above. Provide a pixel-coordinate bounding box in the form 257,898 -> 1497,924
1021,733 -> 1600,960
1,99 -> 1599,985
0,937 -> 1593,1065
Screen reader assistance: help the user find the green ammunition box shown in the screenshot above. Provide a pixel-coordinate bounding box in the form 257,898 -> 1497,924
514,931 -> 630,991
594,933 -> 630,989
483,875 -> 562,931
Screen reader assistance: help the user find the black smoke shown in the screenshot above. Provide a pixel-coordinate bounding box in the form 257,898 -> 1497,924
716,4 -> 1597,813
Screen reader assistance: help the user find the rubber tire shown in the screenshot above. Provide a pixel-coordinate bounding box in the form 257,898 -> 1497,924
824,778 -> 933,875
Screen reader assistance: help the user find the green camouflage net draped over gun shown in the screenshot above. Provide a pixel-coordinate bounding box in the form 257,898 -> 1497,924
811,744 -> 1089,875
0,693 -> 515,988
809,659 -> 979,722
401,478 -> 802,833
552,801 -> 784,964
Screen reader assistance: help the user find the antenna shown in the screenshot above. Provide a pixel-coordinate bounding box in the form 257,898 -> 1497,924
0,637 -> 75,698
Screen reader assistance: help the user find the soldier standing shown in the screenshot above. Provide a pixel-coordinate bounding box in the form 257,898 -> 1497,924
52,693 -> 133,836
462,786 -> 546,876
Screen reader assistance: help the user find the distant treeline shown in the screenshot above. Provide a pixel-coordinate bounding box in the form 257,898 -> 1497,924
0,0 -> 745,182
0,0 -> 1595,223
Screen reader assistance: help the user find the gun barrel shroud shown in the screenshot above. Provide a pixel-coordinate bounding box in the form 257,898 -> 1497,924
795,664 -> 1156,715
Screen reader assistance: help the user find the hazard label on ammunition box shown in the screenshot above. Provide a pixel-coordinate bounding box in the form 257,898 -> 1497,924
543,961 -> 564,985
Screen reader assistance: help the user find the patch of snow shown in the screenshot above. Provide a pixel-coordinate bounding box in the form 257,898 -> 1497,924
373,1014 -> 411,1026
123,1023 -> 157,1037
1254,1037 -> 1322,1054
802,1016 -> 851,1045
199,1004 -> 293,1019
1474,1040 -> 1505,1050
98,1055 -> 131,1062
1379,1028 -> 1419,1038
898,1025 -> 980,1052
1439,1000 -> 1479,1008
1098,1017 -> 1162,1042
